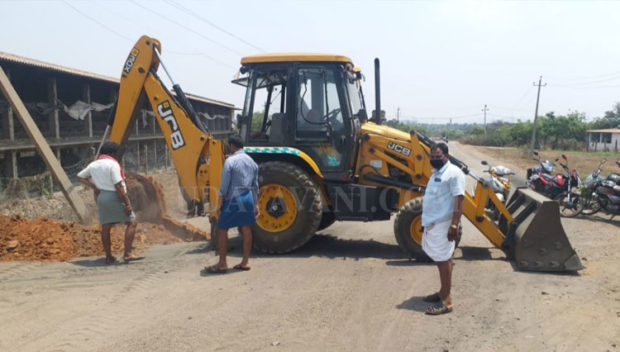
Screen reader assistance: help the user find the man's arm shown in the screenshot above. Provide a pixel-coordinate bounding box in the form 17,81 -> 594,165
216,162 -> 232,218
447,195 -> 464,241
77,176 -> 95,190
114,181 -> 133,216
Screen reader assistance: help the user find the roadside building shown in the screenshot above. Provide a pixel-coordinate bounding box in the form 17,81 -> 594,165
586,128 -> 620,152
0,51 -> 234,194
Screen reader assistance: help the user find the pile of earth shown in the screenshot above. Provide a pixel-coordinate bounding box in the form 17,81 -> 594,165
0,215 -> 184,262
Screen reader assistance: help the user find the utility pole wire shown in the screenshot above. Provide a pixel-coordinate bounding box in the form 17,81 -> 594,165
165,0 -> 266,53
129,0 -> 244,57
63,1 -> 133,42
529,76 -> 547,155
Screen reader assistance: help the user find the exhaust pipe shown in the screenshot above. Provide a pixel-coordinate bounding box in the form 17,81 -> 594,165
374,58 -> 381,125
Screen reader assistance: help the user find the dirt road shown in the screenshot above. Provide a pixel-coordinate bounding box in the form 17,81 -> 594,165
1,143 -> 618,352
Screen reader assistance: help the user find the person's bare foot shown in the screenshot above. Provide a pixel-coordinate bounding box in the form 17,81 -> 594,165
123,254 -> 144,262
105,256 -> 117,265
233,264 -> 251,271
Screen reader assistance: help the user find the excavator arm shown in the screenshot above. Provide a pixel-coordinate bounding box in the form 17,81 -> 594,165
107,35 -> 224,222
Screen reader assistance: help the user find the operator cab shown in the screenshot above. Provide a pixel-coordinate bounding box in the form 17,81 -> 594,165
233,54 -> 367,181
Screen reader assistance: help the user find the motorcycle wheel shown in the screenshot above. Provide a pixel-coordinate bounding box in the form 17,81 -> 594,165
581,196 -> 602,215
559,193 -> 584,218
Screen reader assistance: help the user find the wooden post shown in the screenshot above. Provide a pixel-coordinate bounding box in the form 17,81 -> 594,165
0,66 -> 88,222
48,77 -> 60,139
144,143 -> 148,174
3,69 -> 18,179
83,83 -> 93,138
153,140 -> 157,170
164,146 -> 169,169
136,141 -> 140,172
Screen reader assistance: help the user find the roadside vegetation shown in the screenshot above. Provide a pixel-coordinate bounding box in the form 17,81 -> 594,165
386,102 -> 620,151
384,101 -> 620,178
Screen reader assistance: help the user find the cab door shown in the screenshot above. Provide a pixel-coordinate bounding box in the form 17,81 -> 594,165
293,65 -> 354,180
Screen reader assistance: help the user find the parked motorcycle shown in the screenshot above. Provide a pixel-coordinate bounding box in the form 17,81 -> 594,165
527,153 -> 583,217
481,160 -> 514,220
526,151 -> 554,182
581,159 -> 620,217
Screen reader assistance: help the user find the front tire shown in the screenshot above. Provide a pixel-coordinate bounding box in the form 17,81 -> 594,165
252,162 -> 322,253
559,193 -> 584,218
317,211 -> 336,231
394,197 -> 461,262
394,198 -> 430,262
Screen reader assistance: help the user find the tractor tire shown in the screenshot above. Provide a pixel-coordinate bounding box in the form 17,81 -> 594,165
394,197 -> 461,262
317,211 -> 336,231
252,162 -> 322,253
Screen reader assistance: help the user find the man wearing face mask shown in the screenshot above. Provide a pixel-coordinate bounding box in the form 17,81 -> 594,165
421,142 -> 465,315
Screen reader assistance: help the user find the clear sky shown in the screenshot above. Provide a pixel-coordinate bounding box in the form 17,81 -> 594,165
1,0 -> 619,124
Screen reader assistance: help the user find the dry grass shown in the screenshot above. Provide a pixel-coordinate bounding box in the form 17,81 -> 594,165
472,146 -> 619,178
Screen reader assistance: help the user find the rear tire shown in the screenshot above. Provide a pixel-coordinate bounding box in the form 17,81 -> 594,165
252,162 -> 322,253
581,196 -> 602,215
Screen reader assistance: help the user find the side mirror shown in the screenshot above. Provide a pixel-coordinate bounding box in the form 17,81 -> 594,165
562,154 -> 567,160
481,160 -> 488,166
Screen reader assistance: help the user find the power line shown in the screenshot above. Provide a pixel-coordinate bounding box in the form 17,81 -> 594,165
62,1 -> 133,42
165,0 -> 265,53
547,70 -> 620,82
129,0 -> 245,57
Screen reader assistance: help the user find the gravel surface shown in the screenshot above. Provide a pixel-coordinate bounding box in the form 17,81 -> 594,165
0,143 -> 618,352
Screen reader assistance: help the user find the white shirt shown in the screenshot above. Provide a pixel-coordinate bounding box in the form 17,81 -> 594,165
421,161 -> 465,227
77,159 -> 126,192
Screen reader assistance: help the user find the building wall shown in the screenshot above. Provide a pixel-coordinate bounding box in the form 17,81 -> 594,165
588,132 -> 620,152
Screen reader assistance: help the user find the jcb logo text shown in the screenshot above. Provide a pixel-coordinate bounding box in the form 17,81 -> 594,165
157,101 -> 186,150
123,48 -> 139,74
387,142 -> 411,156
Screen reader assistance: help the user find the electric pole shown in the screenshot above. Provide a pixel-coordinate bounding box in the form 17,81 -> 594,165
529,76 -> 547,154
482,104 -> 489,136
397,107 -> 400,123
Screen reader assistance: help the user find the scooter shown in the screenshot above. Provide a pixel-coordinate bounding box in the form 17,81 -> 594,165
481,160 -> 514,220
581,160 -> 620,217
527,154 -> 583,217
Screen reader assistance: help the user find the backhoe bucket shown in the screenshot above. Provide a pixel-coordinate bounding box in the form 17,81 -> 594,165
502,187 -> 583,272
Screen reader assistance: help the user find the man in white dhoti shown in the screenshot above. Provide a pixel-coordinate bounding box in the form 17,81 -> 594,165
421,142 -> 465,315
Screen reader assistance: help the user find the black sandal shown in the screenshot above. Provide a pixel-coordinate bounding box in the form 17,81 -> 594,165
205,265 -> 228,274
425,303 -> 453,315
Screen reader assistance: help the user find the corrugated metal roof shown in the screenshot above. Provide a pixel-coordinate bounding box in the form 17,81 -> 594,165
0,51 -> 235,109
0,51 -> 118,83
586,128 -> 620,133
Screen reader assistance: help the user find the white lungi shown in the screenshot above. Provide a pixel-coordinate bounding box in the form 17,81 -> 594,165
422,218 -> 455,262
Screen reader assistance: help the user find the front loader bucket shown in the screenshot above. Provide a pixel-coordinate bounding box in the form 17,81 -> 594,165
502,188 -> 583,272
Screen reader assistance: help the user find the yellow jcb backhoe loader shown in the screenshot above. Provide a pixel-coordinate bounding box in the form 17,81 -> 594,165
107,35 -> 582,272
